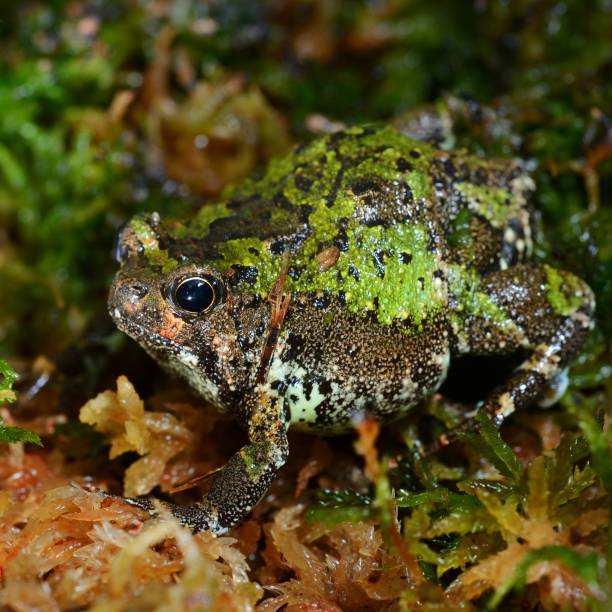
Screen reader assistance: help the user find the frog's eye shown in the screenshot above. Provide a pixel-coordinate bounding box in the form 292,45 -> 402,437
172,276 -> 219,314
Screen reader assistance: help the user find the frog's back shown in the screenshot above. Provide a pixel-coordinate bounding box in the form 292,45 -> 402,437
176,125 -> 534,325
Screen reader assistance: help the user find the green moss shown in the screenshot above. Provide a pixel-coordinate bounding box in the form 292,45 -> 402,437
458,411 -> 524,485
491,546 -> 602,608
0,359 -> 42,446
0,359 -> 18,405
306,489 -> 373,525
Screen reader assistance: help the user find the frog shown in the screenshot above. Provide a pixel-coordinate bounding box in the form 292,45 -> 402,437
108,124 -> 595,535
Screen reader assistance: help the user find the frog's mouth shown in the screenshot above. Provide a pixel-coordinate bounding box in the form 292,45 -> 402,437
108,271 -> 180,351
111,308 -> 203,367
109,307 -> 172,350
109,296 -> 238,410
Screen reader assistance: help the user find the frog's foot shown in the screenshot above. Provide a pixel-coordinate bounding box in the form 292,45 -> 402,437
87,487 -> 156,517
438,264 -> 594,453
90,390 -> 289,535
121,496 -> 222,533
91,488 -> 224,532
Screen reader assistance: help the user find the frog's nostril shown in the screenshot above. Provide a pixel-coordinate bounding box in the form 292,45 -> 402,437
129,283 -> 148,299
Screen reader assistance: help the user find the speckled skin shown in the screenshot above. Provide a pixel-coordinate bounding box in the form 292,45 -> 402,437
109,125 -> 595,534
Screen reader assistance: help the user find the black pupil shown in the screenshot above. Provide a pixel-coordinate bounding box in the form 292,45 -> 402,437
175,278 -> 215,313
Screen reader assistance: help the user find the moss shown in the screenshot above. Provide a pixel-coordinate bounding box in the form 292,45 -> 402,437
0,359 -> 18,405
306,489 -> 373,525
0,359 -> 42,446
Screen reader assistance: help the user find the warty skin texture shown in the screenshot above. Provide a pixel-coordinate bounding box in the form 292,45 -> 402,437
108,125 -> 595,533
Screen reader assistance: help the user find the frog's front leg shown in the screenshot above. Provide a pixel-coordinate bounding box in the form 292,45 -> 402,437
119,389 -> 288,534
446,263 -> 595,437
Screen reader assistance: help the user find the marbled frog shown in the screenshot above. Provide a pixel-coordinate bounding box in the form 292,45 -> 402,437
109,125 -> 594,534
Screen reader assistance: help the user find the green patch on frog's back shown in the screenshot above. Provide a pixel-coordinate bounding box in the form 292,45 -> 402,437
187,125 -> 447,326
219,124 -> 435,211
216,221 -> 446,327
456,182 -> 514,229
191,202 -> 232,236
162,125 -> 532,326
543,265 -> 588,317
448,264 -> 521,334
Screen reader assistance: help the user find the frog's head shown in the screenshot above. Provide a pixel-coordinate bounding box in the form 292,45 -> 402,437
108,213 -> 267,408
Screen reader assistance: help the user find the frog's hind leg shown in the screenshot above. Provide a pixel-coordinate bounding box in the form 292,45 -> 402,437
115,390 -> 289,534
440,263 -> 595,448
443,167 -> 535,274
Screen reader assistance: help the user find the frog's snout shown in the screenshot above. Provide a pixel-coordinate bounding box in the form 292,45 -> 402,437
108,277 -> 150,317
117,281 -> 148,302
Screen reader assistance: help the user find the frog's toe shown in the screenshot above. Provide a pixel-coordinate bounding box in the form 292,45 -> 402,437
86,486 -> 224,533
537,367 -> 569,408
85,485 -> 156,513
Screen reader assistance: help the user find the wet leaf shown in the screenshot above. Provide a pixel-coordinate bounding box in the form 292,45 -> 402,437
306,489 -> 373,525
562,393 -> 612,494
0,359 -> 42,446
0,416 -> 43,447
489,545 -> 604,608
0,359 -> 18,404
458,411 -> 523,484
